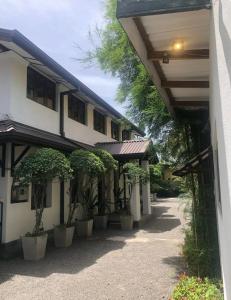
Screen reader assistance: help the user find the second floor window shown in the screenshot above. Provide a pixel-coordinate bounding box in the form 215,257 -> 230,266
111,121 -> 119,140
68,95 -> 86,125
94,110 -> 106,134
27,67 -> 56,110
122,130 -> 131,141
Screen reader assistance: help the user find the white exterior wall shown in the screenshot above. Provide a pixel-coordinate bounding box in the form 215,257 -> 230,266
0,50 -> 118,144
0,144 -> 64,243
210,1 -> 231,299
64,98 -> 115,146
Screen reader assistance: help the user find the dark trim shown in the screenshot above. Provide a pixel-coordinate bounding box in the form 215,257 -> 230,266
161,80 -> 209,88
60,89 -> 79,137
14,145 -> 30,167
11,144 -> 31,176
60,181 -> 64,224
173,101 -> 209,107
1,143 -> 6,177
0,28 -> 145,137
117,0 -> 211,19
148,49 -> 209,61
11,143 -> 15,177
133,17 -> 175,105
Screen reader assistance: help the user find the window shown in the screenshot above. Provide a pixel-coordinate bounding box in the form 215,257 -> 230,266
94,110 -> 106,134
122,130 -> 131,141
68,95 -> 86,125
27,67 -> 56,110
31,183 -> 52,210
11,183 -> 29,203
111,121 -> 119,141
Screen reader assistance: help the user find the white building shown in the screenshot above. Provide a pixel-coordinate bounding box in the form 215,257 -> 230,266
117,0 -> 231,298
0,28 -> 152,257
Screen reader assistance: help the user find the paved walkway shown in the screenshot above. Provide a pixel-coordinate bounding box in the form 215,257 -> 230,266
0,198 -> 185,300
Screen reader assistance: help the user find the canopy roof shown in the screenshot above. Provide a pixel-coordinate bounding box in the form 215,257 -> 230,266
96,140 -> 151,160
173,146 -> 211,177
0,119 -> 92,151
117,0 -> 210,115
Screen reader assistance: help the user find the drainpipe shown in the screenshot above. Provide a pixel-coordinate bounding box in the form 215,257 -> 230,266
59,89 -> 79,137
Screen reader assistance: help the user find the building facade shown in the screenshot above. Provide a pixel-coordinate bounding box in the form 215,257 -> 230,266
0,29 -> 151,257
117,0 -> 231,298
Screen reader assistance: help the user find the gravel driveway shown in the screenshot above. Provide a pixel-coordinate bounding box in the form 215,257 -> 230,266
0,198 -> 185,300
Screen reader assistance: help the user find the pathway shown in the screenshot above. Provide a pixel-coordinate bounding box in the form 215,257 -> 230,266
0,198 -> 186,300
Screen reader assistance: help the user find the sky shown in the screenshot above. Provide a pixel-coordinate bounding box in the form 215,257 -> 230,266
0,0 -> 126,114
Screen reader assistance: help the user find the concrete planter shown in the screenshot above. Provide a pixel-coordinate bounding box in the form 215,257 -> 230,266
76,219 -> 93,237
120,215 -> 134,230
54,226 -> 75,248
94,215 -> 108,230
22,233 -> 48,261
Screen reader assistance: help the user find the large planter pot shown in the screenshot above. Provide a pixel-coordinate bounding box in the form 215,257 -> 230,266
120,215 -> 134,230
76,219 -> 93,237
94,215 -> 108,230
54,226 -> 75,248
22,233 -> 48,261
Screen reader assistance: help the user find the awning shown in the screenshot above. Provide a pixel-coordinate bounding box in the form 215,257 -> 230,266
0,119 -> 92,151
117,0 -> 210,114
173,146 -> 212,176
96,140 -> 151,160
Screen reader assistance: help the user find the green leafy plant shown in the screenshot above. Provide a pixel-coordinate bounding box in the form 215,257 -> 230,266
69,149 -> 105,221
171,274 -> 223,300
122,162 -> 149,215
14,148 -> 73,236
93,148 -> 118,215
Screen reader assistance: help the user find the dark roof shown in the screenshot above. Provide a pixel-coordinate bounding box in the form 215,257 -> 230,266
0,28 -> 144,136
117,0 -> 211,18
173,146 -> 211,177
96,140 -> 151,159
0,119 -> 93,151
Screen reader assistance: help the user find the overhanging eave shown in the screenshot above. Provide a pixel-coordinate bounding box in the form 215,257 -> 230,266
117,0 -> 211,19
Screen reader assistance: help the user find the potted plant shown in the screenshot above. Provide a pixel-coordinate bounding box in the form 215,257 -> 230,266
120,162 -> 149,230
93,149 -> 118,229
69,150 -> 105,237
14,148 -> 72,260
54,179 -> 79,248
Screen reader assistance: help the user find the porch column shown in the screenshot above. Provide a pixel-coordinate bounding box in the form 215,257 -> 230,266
130,177 -> 141,221
141,160 -> 151,215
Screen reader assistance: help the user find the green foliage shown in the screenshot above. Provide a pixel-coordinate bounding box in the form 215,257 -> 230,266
171,274 -> 223,300
70,149 -> 105,177
123,162 -> 149,184
149,164 -> 162,181
93,148 -> 118,171
79,0 -> 171,137
14,148 -> 73,235
14,148 -> 73,185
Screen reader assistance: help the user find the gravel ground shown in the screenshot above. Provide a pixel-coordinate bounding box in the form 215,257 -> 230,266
0,198 -> 186,300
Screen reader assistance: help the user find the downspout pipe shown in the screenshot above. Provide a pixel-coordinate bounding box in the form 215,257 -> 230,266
59,89 -> 79,137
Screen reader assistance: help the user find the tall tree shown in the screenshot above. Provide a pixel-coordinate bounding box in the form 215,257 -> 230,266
80,0 -> 171,140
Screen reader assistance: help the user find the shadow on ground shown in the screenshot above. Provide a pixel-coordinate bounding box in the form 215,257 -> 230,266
142,200 -> 181,233
0,229 -> 137,283
162,256 -> 186,279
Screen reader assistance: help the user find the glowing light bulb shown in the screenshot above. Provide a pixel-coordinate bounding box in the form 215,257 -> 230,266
172,40 -> 184,52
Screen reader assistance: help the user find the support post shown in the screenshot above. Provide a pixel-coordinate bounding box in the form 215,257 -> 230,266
141,160 -> 151,215
130,178 -> 141,221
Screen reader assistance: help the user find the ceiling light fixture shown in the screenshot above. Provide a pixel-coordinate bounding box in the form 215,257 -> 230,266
162,52 -> 169,64
172,39 -> 184,52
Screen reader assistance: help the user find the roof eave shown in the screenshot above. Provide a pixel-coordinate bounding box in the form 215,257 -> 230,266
0,28 -> 145,137
117,0 -> 211,19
